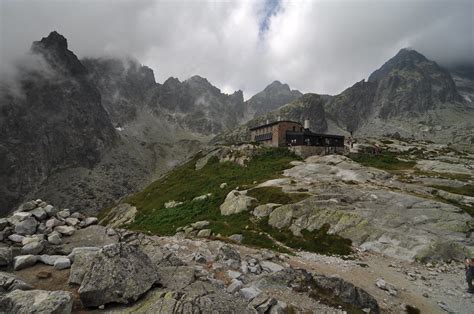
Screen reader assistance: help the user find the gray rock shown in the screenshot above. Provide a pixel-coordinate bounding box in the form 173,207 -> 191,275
315,275 -> 380,313
220,182 -> 228,189
68,249 -> 99,285
54,257 -> 71,270
248,296 -> 278,313
67,247 -> 100,263
45,217 -> 64,229
48,232 -> 62,245
197,229 -> 212,238
13,255 -> 38,270
8,234 -> 25,243
38,255 -> 65,266
375,278 -> 398,296
54,225 -> 75,236
43,205 -> 57,217
253,203 -> 281,217
17,201 -> 36,212
220,190 -> 257,216
78,243 -> 160,307
0,272 -> 33,292
159,266 -> 195,290
14,217 -> 37,236
0,247 -> 12,267
22,236 -> 41,245
0,289 -> 73,313
227,279 -> 243,293
30,208 -> 47,221
229,234 -> 243,243
57,209 -> 71,219
190,220 -> 210,230
0,218 -> 8,230
240,286 -> 261,301
36,223 -> 46,234
81,217 -> 98,228
260,260 -> 284,273
217,244 -> 241,268
227,270 -> 242,279
21,241 -> 44,255
65,217 -> 79,226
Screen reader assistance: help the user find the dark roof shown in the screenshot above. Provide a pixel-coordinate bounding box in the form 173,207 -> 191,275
249,120 -> 301,131
286,130 -> 344,139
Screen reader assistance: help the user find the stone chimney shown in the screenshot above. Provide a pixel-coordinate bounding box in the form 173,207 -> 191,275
266,119 -> 269,124
304,119 -> 310,130
277,116 -> 281,121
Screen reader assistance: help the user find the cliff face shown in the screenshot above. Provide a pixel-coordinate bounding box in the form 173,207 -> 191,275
0,32 -> 117,215
246,80 -> 303,116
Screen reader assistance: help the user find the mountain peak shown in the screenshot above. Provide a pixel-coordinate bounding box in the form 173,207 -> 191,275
31,31 -> 86,76
264,80 -> 290,92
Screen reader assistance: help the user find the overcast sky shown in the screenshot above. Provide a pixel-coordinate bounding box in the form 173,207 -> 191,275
1,0 -> 472,98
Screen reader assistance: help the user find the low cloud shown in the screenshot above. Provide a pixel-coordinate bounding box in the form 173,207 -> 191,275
1,0 -> 472,98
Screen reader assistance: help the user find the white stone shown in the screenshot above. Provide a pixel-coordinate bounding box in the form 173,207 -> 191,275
13,255 -> 38,270
197,229 -> 212,238
54,257 -> 71,270
260,261 -> 284,273
240,287 -> 261,301
54,225 -> 75,236
227,270 -> 242,279
226,279 -> 243,293
8,234 -> 25,243
57,209 -> 71,219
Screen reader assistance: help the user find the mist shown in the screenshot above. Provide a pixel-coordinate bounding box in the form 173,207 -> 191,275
1,0 -> 472,97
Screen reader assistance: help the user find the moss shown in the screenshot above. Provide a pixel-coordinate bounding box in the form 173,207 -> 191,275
430,184 -> 474,197
348,152 -> 415,170
247,186 -> 309,205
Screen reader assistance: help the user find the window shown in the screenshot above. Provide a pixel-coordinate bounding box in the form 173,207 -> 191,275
292,126 -> 296,131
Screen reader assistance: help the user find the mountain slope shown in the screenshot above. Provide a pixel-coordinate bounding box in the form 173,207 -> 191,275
0,31 -> 117,216
246,80 -> 302,116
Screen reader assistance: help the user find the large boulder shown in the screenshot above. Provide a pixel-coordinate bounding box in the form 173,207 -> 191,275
220,190 -> 257,216
0,247 -> 12,267
78,243 -> 160,307
0,289 -> 73,313
68,249 -> 99,285
0,272 -> 33,292
13,255 -> 38,270
14,217 -> 38,236
314,275 -> 380,313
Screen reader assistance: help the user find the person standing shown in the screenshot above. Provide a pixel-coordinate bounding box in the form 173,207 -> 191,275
465,257 -> 474,293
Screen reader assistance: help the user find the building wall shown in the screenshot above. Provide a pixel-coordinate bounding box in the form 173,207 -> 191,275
275,122 -> 303,146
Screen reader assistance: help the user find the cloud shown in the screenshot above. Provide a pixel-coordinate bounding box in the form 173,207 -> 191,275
0,0 -> 472,98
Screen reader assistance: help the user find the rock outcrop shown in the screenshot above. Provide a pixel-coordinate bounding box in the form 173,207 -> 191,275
78,243 -> 160,307
0,289 -> 73,313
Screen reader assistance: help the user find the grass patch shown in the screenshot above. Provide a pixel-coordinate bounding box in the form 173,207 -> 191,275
116,146 -> 353,256
414,170 -> 472,182
247,186 -> 309,205
258,220 -> 353,256
431,184 -> 474,197
348,152 -> 416,171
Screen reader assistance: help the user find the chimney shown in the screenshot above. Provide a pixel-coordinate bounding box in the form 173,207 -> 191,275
277,116 -> 281,121
266,119 -> 269,124
304,119 -> 310,130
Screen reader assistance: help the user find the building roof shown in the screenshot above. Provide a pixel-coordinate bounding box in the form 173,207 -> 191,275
249,120 -> 302,131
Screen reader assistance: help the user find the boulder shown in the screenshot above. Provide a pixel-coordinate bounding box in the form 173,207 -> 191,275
314,275 -> 380,313
191,220 -> 210,230
375,278 -> 398,296
268,204 -> 295,229
54,226 -> 75,236
253,203 -> 281,217
68,249 -> 98,285
260,261 -> 284,273
220,190 -> 257,216
13,255 -> 38,270
38,255 -> 65,266
0,247 -> 12,267
54,257 -> 71,270
48,232 -> 62,245
0,289 -> 73,313
8,234 -> 25,243
57,209 -> 71,219
229,234 -> 243,244
78,243 -> 160,307
65,217 -> 79,226
197,229 -> 212,238
43,205 -> 57,217
217,244 -> 241,268
239,286 -> 261,301
45,218 -> 64,229
30,208 -> 47,221
81,217 -> 98,228
67,247 -> 100,263
14,217 -> 37,236
0,272 -> 33,292
227,279 -> 243,293
17,201 -> 36,212
21,241 -> 44,255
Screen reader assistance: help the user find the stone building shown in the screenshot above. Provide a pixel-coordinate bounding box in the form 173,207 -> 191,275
250,119 -> 344,156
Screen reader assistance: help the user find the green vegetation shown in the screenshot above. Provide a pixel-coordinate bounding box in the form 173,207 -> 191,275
414,170 -> 472,182
431,184 -> 474,197
247,186 -> 309,205
348,152 -> 416,171
120,147 -> 353,256
430,189 -> 474,216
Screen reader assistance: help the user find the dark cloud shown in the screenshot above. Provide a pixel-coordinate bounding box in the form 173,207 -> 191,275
1,0 -> 472,97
